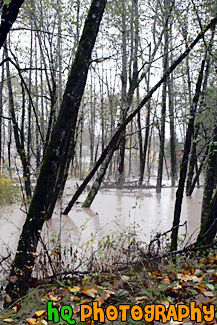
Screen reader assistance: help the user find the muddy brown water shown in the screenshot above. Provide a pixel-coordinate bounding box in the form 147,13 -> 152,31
0,181 -> 203,308
0,180 -> 203,260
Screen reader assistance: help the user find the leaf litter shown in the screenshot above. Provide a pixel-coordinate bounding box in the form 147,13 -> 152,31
1,250 -> 217,324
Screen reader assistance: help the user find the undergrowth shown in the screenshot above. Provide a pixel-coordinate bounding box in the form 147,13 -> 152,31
0,171 -> 20,205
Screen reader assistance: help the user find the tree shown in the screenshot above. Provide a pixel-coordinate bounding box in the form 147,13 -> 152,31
170,52 -> 207,252
6,0 -> 107,299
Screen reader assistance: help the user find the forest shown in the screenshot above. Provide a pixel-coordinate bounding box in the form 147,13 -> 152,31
0,0 -> 217,323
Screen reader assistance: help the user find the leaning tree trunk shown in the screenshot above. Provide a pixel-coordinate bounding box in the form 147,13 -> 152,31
170,54 -> 206,252
6,0 -> 107,300
63,17 -> 217,215
82,141 -> 119,208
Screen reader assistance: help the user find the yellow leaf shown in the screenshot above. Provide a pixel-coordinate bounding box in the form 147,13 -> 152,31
193,284 -> 206,292
51,251 -> 58,257
1,315 -> 16,319
83,288 -> 95,298
50,296 -> 59,301
95,296 -> 104,306
68,286 -> 81,293
26,318 -> 37,324
35,310 -> 46,317
90,288 -> 98,294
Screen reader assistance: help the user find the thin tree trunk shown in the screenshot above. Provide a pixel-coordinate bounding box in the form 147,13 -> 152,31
170,54 -> 206,252
82,141 -> 119,208
5,45 -> 32,198
186,27 -> 215,195
156,0 -> 169,193
168,71 -> 177,187
139,46 -> 151,185
0,50 -> 4,173
187,146 -> 208,197
117,0 -> 127,188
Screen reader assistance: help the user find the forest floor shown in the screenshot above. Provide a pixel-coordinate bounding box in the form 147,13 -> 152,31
1,249 -> 217,325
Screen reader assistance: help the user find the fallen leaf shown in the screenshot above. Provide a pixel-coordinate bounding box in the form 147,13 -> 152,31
26,318 -> 37,324
68,286 -> 81,293
50,296 -> 59,301
206,283 -> 215,291
95,296 -> 104,306
3,320 -> 14,323
121,275 -> 130,282
103,289 -> 116,295
83,287 -> 95,298
35,310 -> 46,317
203,291 -> 214,297
193,284 -> 206,292
135,296 -> 148,302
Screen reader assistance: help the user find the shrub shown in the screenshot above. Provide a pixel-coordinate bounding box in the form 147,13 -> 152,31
0,171 -> 20,205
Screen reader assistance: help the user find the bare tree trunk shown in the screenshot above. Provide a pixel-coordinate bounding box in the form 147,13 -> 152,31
82,141 -> 119,208
168,69 -> 177,187
170,54 -> 206,252
117,0 -> 127,188
187,146 -> 208,197
139,46 -> 151,185
156,0 -> 169,193
0,50 -> 4,173
27,22 -> 33,170
5,44 -> 32,198
186,27 -> 215,195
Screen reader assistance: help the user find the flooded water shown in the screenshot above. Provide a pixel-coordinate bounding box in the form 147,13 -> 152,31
0,180 -> 203,264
